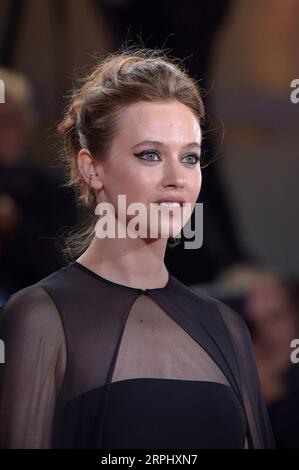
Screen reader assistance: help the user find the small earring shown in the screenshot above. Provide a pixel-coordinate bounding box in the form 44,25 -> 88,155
88,172 -> 99,187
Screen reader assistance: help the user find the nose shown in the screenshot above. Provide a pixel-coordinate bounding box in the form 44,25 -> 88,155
161,159 -> 186,189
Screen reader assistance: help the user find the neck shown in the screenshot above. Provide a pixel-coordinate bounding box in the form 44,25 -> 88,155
76,235 -> 170,290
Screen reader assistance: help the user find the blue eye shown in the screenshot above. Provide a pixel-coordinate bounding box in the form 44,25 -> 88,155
133,151 -> 161,162
182,154 -> 200,165
133,150 -> 200,165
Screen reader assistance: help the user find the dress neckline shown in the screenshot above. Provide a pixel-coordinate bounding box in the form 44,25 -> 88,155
71,261 -> 172,293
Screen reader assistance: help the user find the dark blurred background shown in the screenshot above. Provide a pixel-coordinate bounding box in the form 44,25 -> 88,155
0,0 -> 299,448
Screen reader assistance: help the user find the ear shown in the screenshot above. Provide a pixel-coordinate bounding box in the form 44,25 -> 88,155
77,149 -> 103,191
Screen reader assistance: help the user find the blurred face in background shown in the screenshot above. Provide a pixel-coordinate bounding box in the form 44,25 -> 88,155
245,274 -> 298,372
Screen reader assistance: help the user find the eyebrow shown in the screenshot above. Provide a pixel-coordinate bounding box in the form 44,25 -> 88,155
131,140 -> 201,151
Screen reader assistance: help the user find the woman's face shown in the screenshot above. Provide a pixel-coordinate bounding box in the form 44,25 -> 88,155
95,99 -> 202,241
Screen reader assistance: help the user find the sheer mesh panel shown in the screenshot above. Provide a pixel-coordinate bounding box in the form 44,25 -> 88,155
0,286 -> 65,448
112,295 -> 230,386
215,299 -> 276,449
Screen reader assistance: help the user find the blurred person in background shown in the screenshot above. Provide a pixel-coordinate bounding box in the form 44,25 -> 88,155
216,265 -> 299,448
245,272 -> 299,449
0,68 -> 77,302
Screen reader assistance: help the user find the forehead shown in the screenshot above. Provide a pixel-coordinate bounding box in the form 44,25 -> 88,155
115,100 -> 202,145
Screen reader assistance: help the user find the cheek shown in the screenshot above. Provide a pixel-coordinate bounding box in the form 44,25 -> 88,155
106,165 -> 154,208
105,164 -> 133,195
125,168 -> 156,204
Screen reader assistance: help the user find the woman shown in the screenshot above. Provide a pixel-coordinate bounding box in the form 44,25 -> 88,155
0,48 -> 275,449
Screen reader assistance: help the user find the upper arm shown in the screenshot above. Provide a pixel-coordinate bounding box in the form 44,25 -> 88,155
0,286 -> 66,448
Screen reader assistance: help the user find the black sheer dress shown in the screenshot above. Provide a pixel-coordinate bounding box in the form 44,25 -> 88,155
0,262 -> 275,449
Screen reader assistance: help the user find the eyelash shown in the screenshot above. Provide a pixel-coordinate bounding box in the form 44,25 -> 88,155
133,150 -> 200,165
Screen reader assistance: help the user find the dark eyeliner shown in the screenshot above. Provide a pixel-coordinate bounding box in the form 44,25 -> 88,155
133,150 -> 200,164
133,150 -> 160,161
